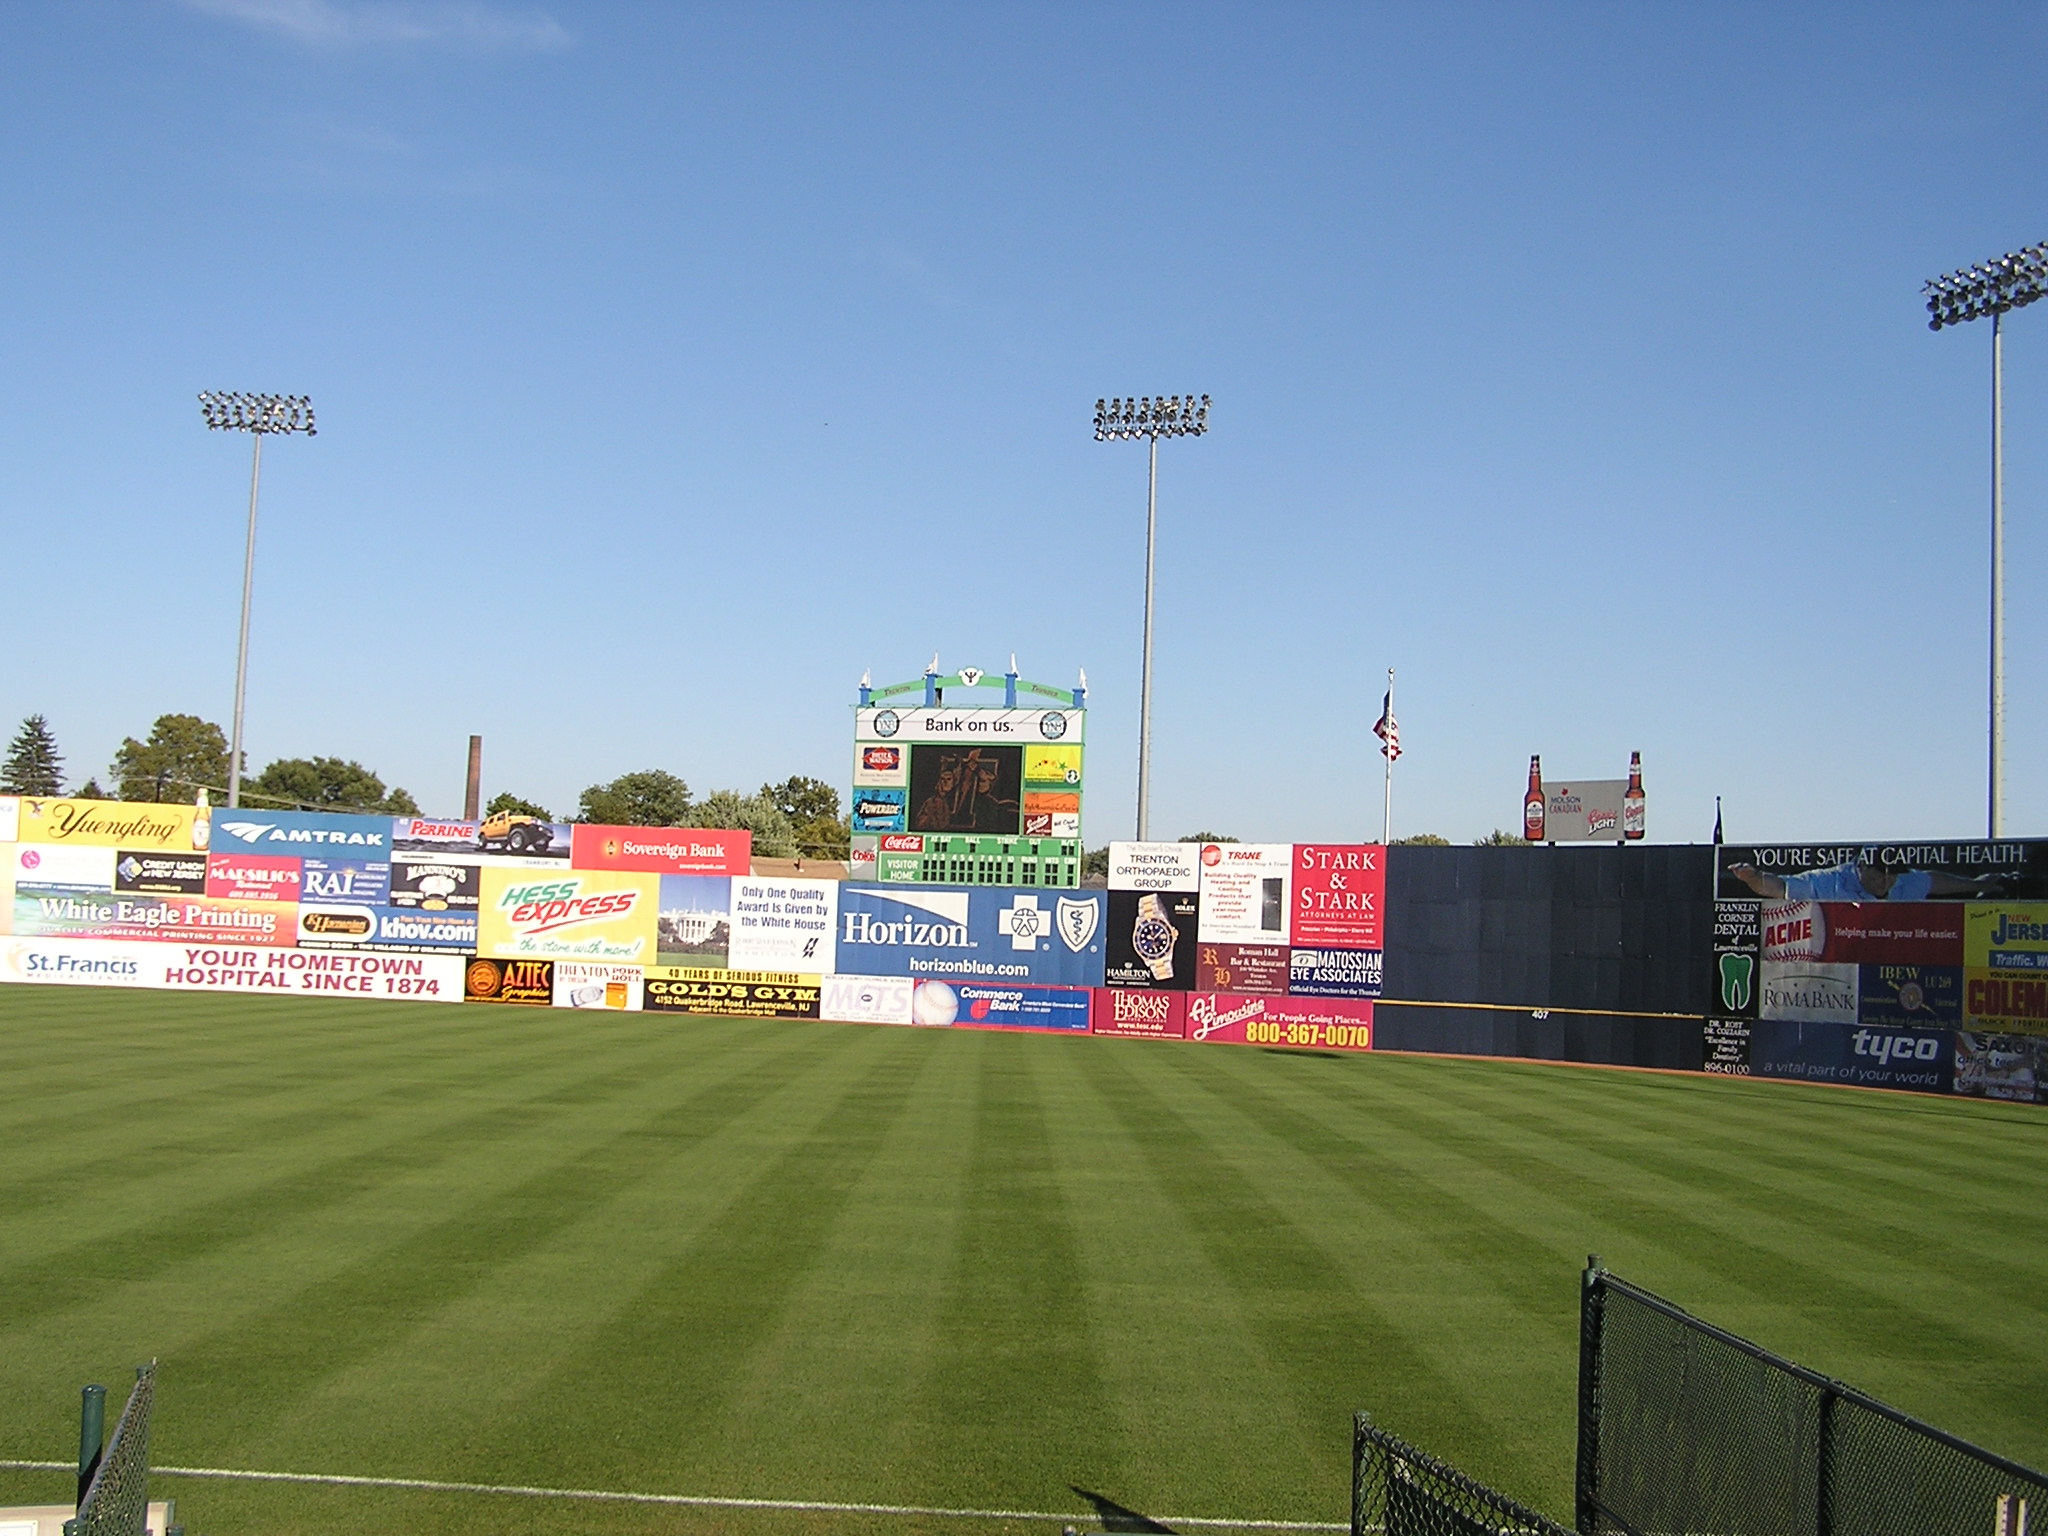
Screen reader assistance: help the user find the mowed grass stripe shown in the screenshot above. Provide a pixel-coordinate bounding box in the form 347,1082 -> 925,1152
1035,1037 -> 1340,1524
447,1020 -> 935,1493
0,1003 -> 782,1332
0,992 -> 665,1223
213,1016 -> 894,1479
1089,1044 -> 1491,1514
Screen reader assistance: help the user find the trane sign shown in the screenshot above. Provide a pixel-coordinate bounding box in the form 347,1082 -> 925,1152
842,891 -> 972,948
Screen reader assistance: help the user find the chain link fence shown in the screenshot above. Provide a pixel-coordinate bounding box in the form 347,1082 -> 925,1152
1353,1413 -> 1575,1536
69,1360 -> 156,1536
1576,1261 -> 2045,1536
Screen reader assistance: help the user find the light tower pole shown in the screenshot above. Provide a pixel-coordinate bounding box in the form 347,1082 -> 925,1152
198,391 -> 316,807
1094,393 -> 1210,840
1924,242 -> 2046,838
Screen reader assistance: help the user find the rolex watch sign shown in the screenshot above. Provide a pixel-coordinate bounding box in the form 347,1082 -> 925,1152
1104,842 -> 1201,990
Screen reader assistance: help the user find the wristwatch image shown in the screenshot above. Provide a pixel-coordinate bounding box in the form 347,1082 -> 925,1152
1133,893 -> 1179,982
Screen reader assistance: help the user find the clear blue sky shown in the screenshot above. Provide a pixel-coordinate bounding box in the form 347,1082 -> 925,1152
3,2 -> 2045,845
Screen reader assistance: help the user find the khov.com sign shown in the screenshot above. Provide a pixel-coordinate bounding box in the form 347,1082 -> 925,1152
835,884 -> 1107,987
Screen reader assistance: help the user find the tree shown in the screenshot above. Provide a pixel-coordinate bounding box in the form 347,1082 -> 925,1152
577,769 -> 692,826
1475,829 -> 1528,846
486,791 -> 553,820
76,778 -> 106,800
691,788 -> 797,858
111,714 -> 230,803
1083,845 -> 1110,879
243,757 -> 420,814
1,714 -> 64,795
1391,833 -> 1450,846
1179,831 -> 1239,844
763,776 -> 848,858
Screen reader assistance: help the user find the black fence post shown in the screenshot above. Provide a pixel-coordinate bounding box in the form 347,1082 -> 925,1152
1816,1386 -> 1838,1536
1353,1410 -> 1371,1536
1576,1254 -> 1606,1535
76,1382 -> 105,1510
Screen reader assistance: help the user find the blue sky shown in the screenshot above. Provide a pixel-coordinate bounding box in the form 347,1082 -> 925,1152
3,2 -> 2045,845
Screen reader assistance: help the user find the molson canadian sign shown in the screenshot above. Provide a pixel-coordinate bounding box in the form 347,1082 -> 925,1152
17,798 -> 200,850
476,867 -> 658,961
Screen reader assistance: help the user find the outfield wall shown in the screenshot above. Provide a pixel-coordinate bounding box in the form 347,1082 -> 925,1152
1,797 -> 2040,1103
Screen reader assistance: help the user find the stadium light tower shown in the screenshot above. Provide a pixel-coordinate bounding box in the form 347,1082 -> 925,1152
1094,393 -> 1210,840
1924,242 -> 2047,838
198,391 -> 317,808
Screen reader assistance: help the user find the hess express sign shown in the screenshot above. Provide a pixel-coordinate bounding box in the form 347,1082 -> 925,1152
476,867 -> 658,960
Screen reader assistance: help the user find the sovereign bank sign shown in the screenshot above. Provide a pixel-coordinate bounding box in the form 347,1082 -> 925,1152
837,885 -> 1106,986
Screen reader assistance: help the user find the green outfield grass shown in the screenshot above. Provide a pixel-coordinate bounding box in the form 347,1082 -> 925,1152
0,985 -> 2043,1536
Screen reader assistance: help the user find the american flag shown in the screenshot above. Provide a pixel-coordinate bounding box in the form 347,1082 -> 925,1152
1373,689 -> 1400,760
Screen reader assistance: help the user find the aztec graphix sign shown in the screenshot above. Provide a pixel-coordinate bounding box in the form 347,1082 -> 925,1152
1711,839 -> 2048,1102
852,661 -> 1087,872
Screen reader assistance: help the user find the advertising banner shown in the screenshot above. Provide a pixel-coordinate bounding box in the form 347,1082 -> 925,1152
1857,965 -> 1962,1027
211,809 -> 391,857
1965,906 -> 2048,971
1955,1032 -> 2048,1103
642,968 -> 821,1019
1196,942 -> 1290,995
847,836 -> 877,882
1715,841 -> 2048,902
834,885 -> 1106,986
14,843 -> 115,890
0,935 -> 461,1001
1289,946 -> 1384,998
1103,888 -> 1198,989
113,851 -> 208,895
1757,902 -> 1963,965
1748,1020 -> 1954,1094
1539,781 -> 1628,842
1186,992 -> 1373,1051
12,890 -> 296,946
1107,841 -> 1201,892
1757,960 -> 1857,1024
912,979 -> 1091,1031
1962,970 -> 2048,1035
857,707 -> 1084,745
853,744 -> 908,788
820,973 -> 914,1025
464,956 -> 555,1005
1290,844 -> 1385,948
16,797 -> 199,851
657,875 -> 731,966
0,795 -> 16,842
1703,1018 -> 1752,1075
553,961 -> 645,1010
1090,987 -> 1187,1039
1196,843 -> 1293,945
1023,744 -> 1083,787
296,905 -> 477,951
851,789 -> 908,833
476,867 -> 659,962
390,856 -> 479,911
300,858 -> 391,906
908,744 -> 1023,834
567,825 -> 751,876
727,877 -> 837,973
206,853 -> 303,904
1712,901 -> 1761,1017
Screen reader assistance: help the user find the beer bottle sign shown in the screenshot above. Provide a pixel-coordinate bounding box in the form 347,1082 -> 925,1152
1523,755 -> 1545,842
1622,751 -> 1646,841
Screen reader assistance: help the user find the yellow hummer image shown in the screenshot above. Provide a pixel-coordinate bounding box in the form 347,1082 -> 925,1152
477,811 -> 555,854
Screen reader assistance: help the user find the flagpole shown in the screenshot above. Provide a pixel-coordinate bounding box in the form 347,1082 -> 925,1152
1381,667 -> 1394,844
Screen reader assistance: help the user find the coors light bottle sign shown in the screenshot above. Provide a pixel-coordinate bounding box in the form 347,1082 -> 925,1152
1520,753 -> 1645,842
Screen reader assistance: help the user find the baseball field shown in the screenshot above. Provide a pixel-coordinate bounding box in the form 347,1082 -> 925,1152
0,985 -> 2042,1535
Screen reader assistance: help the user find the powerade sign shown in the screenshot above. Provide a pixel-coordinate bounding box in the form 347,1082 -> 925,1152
1748,1020 -> 1953,1094
835,884 -> 1106,986
211,810 -> 391,856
